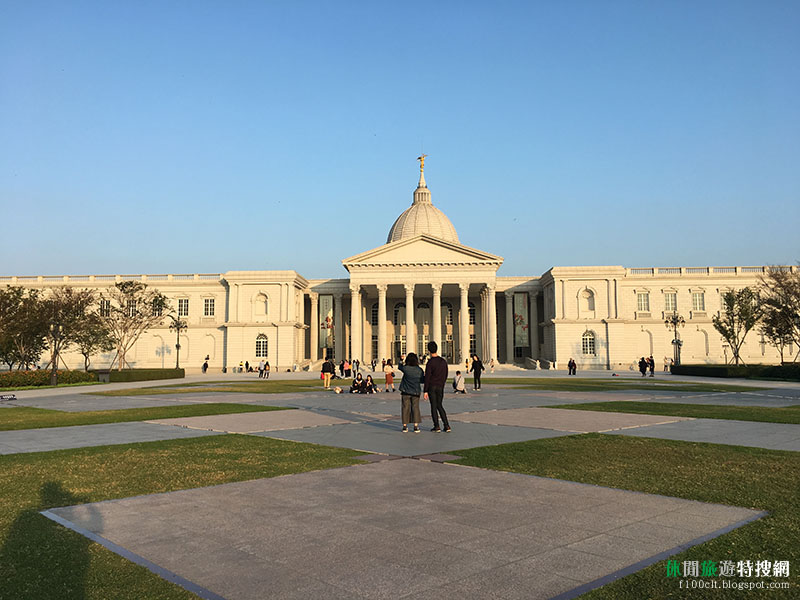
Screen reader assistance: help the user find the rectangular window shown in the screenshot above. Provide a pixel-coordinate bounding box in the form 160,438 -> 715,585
204,298 -> 215,317
692,292 -> 705,312
99,299 -> 111,317
126,300 -> 136,317
469,333 -> 476,356
468,304 -> 476,325
664,292 -> 677,312
371,304 -> 378,326
636,292 -> 650,312
371,335 -> 378,360
178,298 -> 189,317
152,299 -> 162,317
445,306 -> 453,325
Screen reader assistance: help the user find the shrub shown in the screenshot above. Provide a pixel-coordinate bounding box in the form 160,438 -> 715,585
0,370 -> 97,389
672,363 -> 800,381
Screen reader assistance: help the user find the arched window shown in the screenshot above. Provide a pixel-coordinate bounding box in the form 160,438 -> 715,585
468,302 -> 476,325
417,302 -> 430,326
371,303 -> 378,326
581,290 -> 595,313
581,331 -> 595,355
393,303 -> 406,326
442,302 -> 453,325
255,334 -> 268,358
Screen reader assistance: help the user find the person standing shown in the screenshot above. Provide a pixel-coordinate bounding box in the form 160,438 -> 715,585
648,356 -> 655,377
424,341 -> 450,432
398,353 -> 424,433
202,360 -> 209,374
258,359 -> 266,379
489,358 -> 495,374
344,359 -> 351,378
264,361 -> 270,379
469,355 -> 485,390
383,359 -> 395,392
638,357 -> 648,377
322,358 -> 334,389
371,359 -> 377,372
663,356 -> 670,372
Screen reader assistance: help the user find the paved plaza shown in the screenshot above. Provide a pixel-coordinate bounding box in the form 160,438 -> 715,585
46,459 -> 765,600
2,374 -> 797,598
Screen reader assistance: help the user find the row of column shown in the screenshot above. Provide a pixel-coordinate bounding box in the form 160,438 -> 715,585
308,285 -> 540,364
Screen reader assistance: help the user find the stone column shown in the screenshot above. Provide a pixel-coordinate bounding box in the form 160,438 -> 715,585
459,283 -> 470,363
504,291 -> 514,363
487,285 -> 497,363
309,293 -> 318,361
431,283 -> 442,352
333,293 -> 343,360
530,291 -> 539,359
480,287 -> 488,359
349,284 -> 362,361
377,284 -> 387,362
404,284 -> 415,356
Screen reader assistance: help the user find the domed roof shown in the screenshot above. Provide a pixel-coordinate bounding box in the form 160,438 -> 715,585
386,167 -> 459,244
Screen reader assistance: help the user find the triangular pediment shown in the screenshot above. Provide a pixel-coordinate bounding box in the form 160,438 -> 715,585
343,235 -> 503,270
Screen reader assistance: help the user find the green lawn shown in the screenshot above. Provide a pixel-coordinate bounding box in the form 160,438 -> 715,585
92,379 -> 323,396
0,403 -> 290,431
452,434 -> 799,599
549,401 -> 800,424
482,376 -> 765,393
0,435 -> 365,600
0,381 -> 102,392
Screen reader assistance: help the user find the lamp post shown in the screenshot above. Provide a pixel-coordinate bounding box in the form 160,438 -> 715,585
168,315 -> 188,369
49,323 -> 63,386
664,312 -> 685,367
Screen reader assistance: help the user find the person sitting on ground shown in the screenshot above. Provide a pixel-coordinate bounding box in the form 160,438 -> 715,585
364,374 -> 378,394
350,373 -> 365,393
453,370 -> 467,394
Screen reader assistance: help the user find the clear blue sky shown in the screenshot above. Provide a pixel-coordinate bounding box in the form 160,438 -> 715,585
2,1 -> 798,278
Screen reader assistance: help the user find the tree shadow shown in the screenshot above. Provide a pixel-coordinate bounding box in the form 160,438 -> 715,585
0,481 -> 99,600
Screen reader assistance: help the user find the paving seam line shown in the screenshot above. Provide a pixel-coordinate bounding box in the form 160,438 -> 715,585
40,510 -> 226,600
547,509 -> 770,600
597,418 -> 697,433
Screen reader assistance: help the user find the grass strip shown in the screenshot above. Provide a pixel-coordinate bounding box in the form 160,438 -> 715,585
481,376 -> 764,393
548,401 -> 800,424
452,434 -> 799,599
92,379 -> 324,396
0,381 -> 103,392
0,403 -> 290,431
0,434 -> 365,600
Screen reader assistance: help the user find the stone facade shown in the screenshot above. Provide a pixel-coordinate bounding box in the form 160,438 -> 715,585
2,169 -> 793,372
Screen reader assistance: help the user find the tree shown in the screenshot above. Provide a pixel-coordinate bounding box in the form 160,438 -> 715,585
760,267 -> 800,363
41,287 -> 99,372
98,281 -> 169,370
73,313 -> 114,371
712,287 -> 762,366
0,287 -> 48,369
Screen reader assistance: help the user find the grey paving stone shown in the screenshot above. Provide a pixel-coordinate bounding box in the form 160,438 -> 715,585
609,418 -> 800,451
9,393 -> 196,412
0,422 -> 221,455
47,459 -> 764,600
255,420 -> 573,455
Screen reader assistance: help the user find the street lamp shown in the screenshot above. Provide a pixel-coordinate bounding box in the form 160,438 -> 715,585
49,323 -> 63,386
168,315 -> 188,369
664,312 -> 685,367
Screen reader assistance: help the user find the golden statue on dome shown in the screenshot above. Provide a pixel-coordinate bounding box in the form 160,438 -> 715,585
417,153 -> 427,172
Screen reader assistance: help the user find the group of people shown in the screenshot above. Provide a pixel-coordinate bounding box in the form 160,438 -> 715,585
337,358 -> 361,378
348,373 -> 380,394
638,356 -> 656,377
567,358 -> 577,375
257,359 -> 271,379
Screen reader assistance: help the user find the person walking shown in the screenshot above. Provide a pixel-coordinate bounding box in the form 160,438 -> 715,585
469,355 -> 485,390
344,359 -> 351,378
567,358 -> 577,375
424,341 -> 450,432
398,353 -> 424,433
202,360 -> 208,374
383,359 -> 396,392
648,355 -> 655,377
489,358 -> 495,374
322,358 -> 334,389
371,359 -> 376,372
638,357 -> 648,377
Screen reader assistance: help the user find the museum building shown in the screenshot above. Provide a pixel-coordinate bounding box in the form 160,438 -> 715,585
3,163 -> 792,373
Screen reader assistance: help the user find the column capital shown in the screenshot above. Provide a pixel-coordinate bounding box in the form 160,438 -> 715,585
333,292 -> 343,301
504,290 -> 514,300
307,291 -> 319,300
430,283 -> 443,294
349,284 -> 361,295
404,283 -> 415,294
375,283 -> 388,294
485,283 -> 496,293
459,283 -> 470,294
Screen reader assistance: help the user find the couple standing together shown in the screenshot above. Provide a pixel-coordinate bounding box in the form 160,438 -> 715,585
397,341 -> 451,433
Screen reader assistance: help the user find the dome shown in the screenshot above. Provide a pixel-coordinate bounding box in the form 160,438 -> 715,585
386,166 -> 459,244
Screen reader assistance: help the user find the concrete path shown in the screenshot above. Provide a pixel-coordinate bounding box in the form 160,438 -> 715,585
0,422 -> 222,455
147,410 -> 353,433
46,459 -> 765,600
609,418 -> 800,452
450,407 -> 694,433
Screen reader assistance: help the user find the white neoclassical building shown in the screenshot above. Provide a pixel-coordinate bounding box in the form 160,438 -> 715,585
3,162 -> 794,372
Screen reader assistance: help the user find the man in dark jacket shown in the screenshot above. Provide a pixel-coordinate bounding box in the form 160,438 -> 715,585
321,359 -> 334,389
423,341 -> 450,432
